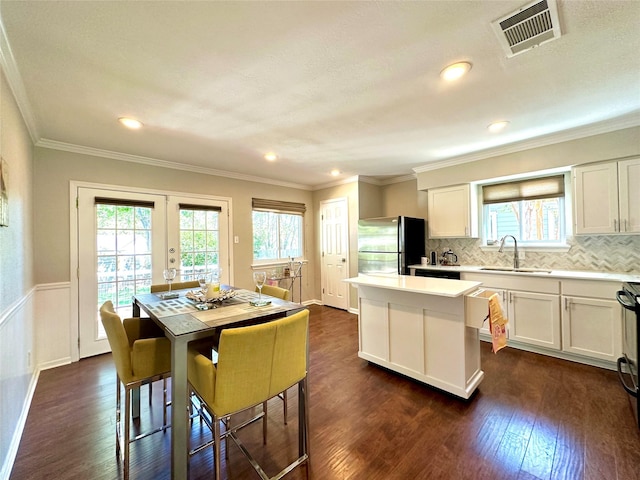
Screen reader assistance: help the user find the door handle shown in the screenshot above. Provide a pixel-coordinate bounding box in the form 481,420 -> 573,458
341,258 -> 346,263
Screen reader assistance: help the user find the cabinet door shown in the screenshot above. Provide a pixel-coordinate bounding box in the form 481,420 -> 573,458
573,162 -> 619,234
427,184 -> 476,238
509,291 -> 561,350
561,296 -> 622,362
618,157 -> 640,233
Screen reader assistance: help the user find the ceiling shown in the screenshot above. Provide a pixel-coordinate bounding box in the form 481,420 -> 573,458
0,1 -> 639,189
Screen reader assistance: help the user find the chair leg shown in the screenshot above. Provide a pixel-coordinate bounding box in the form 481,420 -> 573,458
262,402 -> 268,444
162,378 -> 167,428
283,389 -> 288,425
124,387 -> 131,480
115,377 -> 121,457
214,414 -> 222,480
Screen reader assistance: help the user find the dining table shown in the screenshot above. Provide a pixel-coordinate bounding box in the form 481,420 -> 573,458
132,286 -> 306,480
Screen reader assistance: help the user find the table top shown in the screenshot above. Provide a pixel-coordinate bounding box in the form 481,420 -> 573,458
344,274 -> 481,297
134,287 -> 305,338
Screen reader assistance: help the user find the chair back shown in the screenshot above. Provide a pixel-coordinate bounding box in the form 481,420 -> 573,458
213,309 -> 309,416
100,301 -> 134,383
257,284 -> 291,301
151,280 -> 200,293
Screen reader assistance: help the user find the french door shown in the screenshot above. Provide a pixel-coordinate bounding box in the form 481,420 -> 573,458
77,186 -> 229,358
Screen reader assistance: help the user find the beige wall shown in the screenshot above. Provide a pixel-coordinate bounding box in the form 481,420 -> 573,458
416,126 -> 640,190
33,148 -> 316,299
0,68 -> 35,471
312,180 -> 359,309
0,71 -> 34,307
357,179 -> 383,219
382,178 -> 428,219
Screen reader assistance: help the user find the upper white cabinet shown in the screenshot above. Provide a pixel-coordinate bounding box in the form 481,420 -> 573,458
573,158 -> 640,234
427,184 -> 478,238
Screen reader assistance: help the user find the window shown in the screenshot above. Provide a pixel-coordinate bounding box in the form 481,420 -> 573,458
178,203 -> 222,278
252,198 -> 305,262
482,174 -> 566,246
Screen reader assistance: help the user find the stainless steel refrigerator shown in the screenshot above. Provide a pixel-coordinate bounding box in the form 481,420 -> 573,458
357,216 -> 425,275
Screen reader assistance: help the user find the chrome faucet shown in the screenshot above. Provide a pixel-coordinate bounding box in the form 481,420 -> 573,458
498,235 -> 519,269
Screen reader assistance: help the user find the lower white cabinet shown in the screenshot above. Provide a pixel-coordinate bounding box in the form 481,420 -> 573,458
561,280 -> 622,362
463,273 -> 561,350
509,290 -> 561,350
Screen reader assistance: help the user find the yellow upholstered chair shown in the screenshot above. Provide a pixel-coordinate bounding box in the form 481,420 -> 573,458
151,280 -> 200,293
99,301 -> 172,479
257,284 -> 291,302
188,309 -> 310,480
255,284 -> 293,423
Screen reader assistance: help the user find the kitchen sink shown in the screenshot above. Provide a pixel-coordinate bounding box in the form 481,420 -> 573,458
480,266 -> 552,274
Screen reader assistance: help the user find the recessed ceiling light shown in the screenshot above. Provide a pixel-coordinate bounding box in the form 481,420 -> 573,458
331,169 -> 341,177
264,153 -> 278,161
488,121 -> 509,133
118,117 -> 143,129
440,62 -> 472,81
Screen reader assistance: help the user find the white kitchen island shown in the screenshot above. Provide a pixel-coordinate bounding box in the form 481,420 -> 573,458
344,274 -> 488,400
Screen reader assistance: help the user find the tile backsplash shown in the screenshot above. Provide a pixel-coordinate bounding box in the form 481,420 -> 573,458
426,235 -> 640,274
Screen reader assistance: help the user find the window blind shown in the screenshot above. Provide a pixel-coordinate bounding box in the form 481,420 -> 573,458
252,198 -> 306,215
94,197 -> 155,208
482,175 -> 565,204
178,203 -> 222,212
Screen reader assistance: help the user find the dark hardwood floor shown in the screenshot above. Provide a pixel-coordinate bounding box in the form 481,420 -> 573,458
10,305 -> 640,479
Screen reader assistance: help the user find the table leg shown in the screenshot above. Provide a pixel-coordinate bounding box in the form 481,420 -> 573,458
132,388 -> 140,418
170,337 -> 189,480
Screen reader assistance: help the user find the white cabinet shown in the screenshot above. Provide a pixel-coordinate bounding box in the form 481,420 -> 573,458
427,184 -> 478,238
573,158 -> 640,234
462,273 -> 561,350
561,279 -> 622,362
509,290 -> 561,350
354,282 -> 484,399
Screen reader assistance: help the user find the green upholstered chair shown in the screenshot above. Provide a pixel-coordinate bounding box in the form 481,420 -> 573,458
257,284 -> 291,302
99,301 -> 172,479
188,309 -> 310,480
255,284 -> 293,424
150,280 -> 200,293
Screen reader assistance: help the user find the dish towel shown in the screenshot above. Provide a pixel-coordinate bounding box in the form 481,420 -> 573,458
488,293 -> 508,353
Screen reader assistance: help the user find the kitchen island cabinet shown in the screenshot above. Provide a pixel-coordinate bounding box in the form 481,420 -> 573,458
344,274 -> 487,399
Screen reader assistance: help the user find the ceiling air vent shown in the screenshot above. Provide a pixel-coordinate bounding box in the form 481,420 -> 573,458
491,0 -> 562,58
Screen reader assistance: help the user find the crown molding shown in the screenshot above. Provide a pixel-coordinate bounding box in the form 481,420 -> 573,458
36,139 -> 313,191
413,112 -> 640,174
312,175 -> 359,191
0,14 -> 39,144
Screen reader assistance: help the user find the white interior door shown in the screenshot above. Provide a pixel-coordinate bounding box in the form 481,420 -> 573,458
321,197 -> 349,310
78,188 -> 166,358
77,188 -> 231,358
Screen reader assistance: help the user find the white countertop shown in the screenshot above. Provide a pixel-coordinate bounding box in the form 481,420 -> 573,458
344,274 -> 481,297
407,264 -> 640,283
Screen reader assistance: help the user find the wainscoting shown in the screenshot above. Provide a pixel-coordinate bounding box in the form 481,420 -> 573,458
0,282 -> 71,480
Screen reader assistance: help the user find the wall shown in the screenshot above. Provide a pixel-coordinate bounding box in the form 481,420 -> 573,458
312,179 -> 360,310
415,127 -> 640,275
381,178 -> 427,219
0,68 -> 35,478
33,148 -> 315,295
416,126 -> 640,190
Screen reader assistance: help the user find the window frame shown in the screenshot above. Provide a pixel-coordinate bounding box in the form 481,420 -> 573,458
252,198 -> 305,265
479,171 -> 572,250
